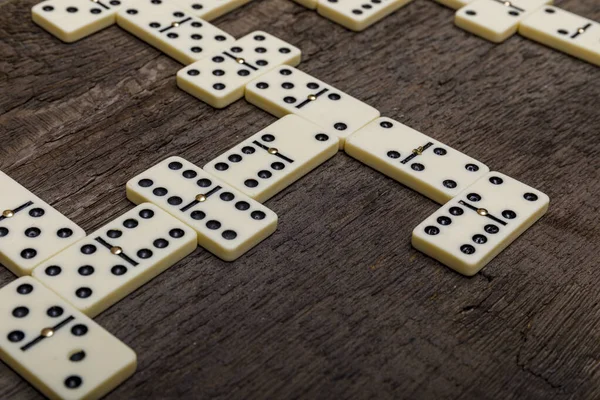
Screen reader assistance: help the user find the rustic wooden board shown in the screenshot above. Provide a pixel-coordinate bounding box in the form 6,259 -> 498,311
1,0 -> 599,398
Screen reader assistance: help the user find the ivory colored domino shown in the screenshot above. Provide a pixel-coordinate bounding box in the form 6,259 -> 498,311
177,31 -> 301,108
126,156 -> 278,261
0,171 -> 85,277
433,0 -> 473,10
519,6 -> 600,67
455,0 -> 551,43
345,117 -> 489,204
204,115 -> 339,202
0,277 -> 137,400
173,0 -> 252,20
245,65 -> 380,149
32,0 -> 127,43
32,203 -> 196,317
317,0 -> 413,31
412,172 -> 549,276
117,0 -> 234,65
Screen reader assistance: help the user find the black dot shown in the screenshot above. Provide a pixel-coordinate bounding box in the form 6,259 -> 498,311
334,123 -> 347,131
434,148 -> 447,156
206,220 -> 221,230
212,56 -> 224,62
167,32 -> 178,38
25,228 -> 41,238
229,154 -> 242,162
110,0 -> 120,5
70,351 -> 86,362
315,133 -> 329,141
8,331 -> 24,342
411,163 -> 425,171
424,226 -> 439,235
81,244 -> 96,255
169,162 -> 182,171
509,10 -> 519,16
215,35 -> 226,41
465,164 -> 479,172
258,170 -> 272,179
191,47 -> 202,53
524,193 -> 538,201
197,178 -> 212,187
47,306 -> 63,318
137,249 -> 153,259
255,47 -> 266,53
466,10 -> 476,15
21,248 -> 37,259
282,82 -> 294,89
139,209 -> 154,219
12,307 -> 29,318
65,376 -> 83,389
126,8 -> 137,14
467,193 -> 481,202
182,170 -> 197,179
29,208 -> 45,217
231,46 -> 242,53
46,265 -> 62,276
57,228 -> 73,238
307,82 -> 319,89
213,83 -> 225,90
123,219 -> 138,228
502,210 -> 517,219
271,162 -> 285,170
437,216 -> 452,225
168,196 -> 183,205
139,178 -> 153,187
328,93 -> 341,100
245,179 -> 258,188
380,121 -> 393,128
545,7 -> 555,13
449,207 -> 464,216
485,224 -> 499,234
17,284 -> 33,295
284,96 -> 296,104
473,234 -> 487,244
149,22 -> 160,28
387,151 -> 400,159
78,265 -> 94,276
153,187 -> 168,196
76,288 -> 92,298
254,34 -> 265,41
67,6 -> 78,12
213,69 -> 225,76
0,227 -> 8,237
187,69 -> 199,76
90,8 -> 101,14
256,82 -> 269,89
169,228 -> 185,238
279,47 -> 291,53
154,238 -> 169,248
220,192 -> 234,201
262,134 -> 275,142
215,162 -> 229,171
111,265 -> 127,275
235,201 -> 250,211
192,4 -> 202,10
251,211 -> 266,220
191,211 -> 206,220
489,176 -> 504,185
460,244 -> 476,254
43,5 -> 54,11
280,68 -> 292,75
107,229 -> 122,239
443,180 -> 457,189
222,230 -> 237,240
242,146 -> 255,154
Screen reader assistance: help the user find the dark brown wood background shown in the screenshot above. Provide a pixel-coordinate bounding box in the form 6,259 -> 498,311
1,0 -> 599,398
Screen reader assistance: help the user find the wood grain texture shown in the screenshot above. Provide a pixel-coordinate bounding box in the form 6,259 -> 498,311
1,0 -> 599,398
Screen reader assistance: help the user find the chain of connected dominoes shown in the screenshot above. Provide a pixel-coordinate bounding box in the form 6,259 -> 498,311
2,0 -> 594,397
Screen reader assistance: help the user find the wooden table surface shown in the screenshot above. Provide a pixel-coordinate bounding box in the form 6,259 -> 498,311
1,0 -> 599,398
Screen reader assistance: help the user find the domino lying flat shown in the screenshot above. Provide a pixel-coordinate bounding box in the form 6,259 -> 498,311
32,203 -> 196,317
117,0 -> 234,65
0,277 -> 136,400
204,115 -> 339,202
0,171 -> 85,277
32,0 -> 127,42
317,0 -> 413,32
173,0 -> 253,21
412,172 -> 549,276
245,66 -> 380,148
519,6 -> 600,67
433,0 -> 474,10
455,0 -> 551,43
126,156 -> 278,261
177,31 -> 301,108
345,117 -> 489,204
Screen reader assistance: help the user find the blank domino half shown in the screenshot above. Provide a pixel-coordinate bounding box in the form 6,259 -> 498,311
0,277 -> 136,400
455,0 -> 551,43
204,115 -> 339,202
345,117 -> 489,204
32,203 -> 196,317
0,171 -> 85,277
412,172 -> 549,276
519,6 -> 600,67
245,66 -> 380,148
177,31 -> 301,108
317,0 -> 413,31
32,0 -> 127,42
117,0 -> 234,65
173,0 -> 252,21
126,156 -> 278,261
